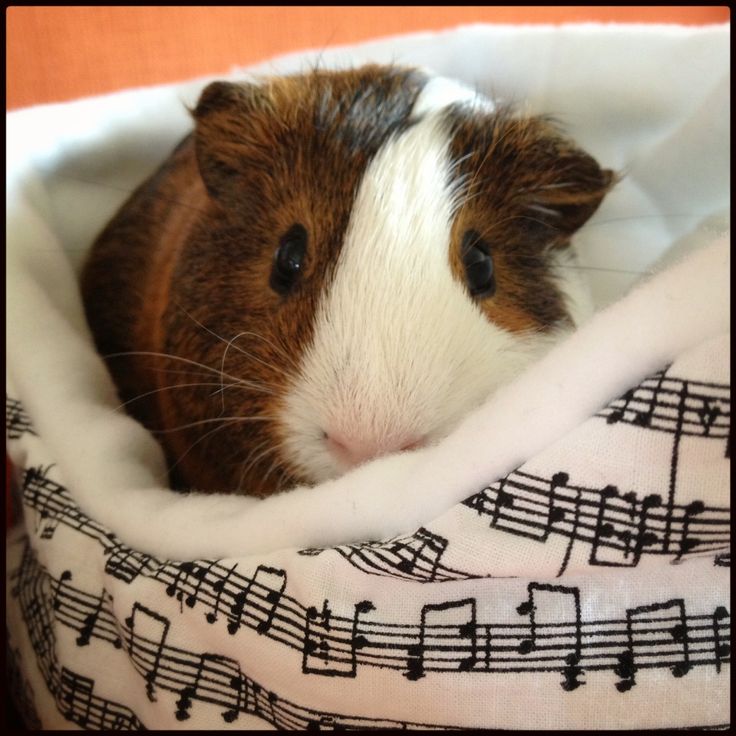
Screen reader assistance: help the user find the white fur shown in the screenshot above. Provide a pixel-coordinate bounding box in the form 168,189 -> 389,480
409,74 -> 495,119
278,108 -> 558,483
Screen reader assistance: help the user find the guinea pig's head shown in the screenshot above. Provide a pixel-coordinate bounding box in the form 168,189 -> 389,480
165,65 -> 614,495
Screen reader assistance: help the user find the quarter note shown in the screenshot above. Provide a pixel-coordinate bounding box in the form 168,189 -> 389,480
205,562 -> 237,624
491,479 -> 514,527
53,570 -> 72,611
712,606 -> 730,674
76,590 -> 106,647
544,472 -> 569,540
675,500 -> 705,561
351,600 -> 375,660
697,398 -> 721,435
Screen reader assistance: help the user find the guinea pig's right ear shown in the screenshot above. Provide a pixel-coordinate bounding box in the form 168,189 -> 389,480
191,81 -> 261,203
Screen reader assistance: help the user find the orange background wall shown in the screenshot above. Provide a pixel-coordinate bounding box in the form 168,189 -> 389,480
6,6 -> 730,111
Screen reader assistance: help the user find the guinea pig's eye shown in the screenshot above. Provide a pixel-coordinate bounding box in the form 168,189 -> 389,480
461,230 -> 496,299
270,223 -> 308,296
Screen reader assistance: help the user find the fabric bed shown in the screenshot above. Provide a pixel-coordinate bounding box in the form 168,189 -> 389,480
6,23 -> 730,729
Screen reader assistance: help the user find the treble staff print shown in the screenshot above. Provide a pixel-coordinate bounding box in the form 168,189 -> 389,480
34,542 -> 731,694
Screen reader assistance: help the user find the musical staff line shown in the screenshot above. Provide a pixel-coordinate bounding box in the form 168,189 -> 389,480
463,469 -> 729,570
6,395 -> 37,438
23,534 -> 731,694
19,462 -> 731,692
596,372 -> 730,441
12,542 -> 145,730
12,539 -> 458,730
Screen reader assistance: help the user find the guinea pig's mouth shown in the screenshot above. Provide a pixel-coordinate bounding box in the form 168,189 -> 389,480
321,429 -> 428,472
275,323 -> 571,488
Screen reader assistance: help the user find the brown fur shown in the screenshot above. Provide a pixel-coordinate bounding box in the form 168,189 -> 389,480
446,107 -> 615,334
81,65 -> 614,497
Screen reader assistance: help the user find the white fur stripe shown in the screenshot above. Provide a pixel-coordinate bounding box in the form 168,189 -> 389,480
410,74 -> 495,120
279,108 -> 548,482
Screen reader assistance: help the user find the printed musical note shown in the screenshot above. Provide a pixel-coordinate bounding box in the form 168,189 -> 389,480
175,683 -> 197,721
266,692 -> 279,727
481,471 -> 571,544
124,603 -> 171,702
76,590 -> 107,647
631,494 -> 662,562
206,563 -> 237,624
227,565 -> 286,636
605,377 -> 661,428
516,583 -> 584,691
544,472 -> 569,541
631,390 -> 656,427
174,653 -> 242,721
303,597 -> 376,677
491,478 -> 514,527
222,672 -> 246,723
616,599 -> 692,692
714,553 -> 730,567
698,400 -> 722,434
590,489 -> 660,568
405,598 -> 477,681
303,599 -> 337,675
351,600 -> 375,661
166,561 -> 196,612
605,388 -> 634,425
712,606 -> 730,674
59,668 -> 94,727
393,528 -> 448,580
53,570 -> 72,611
555,484 -> 583,577
339,531 -> 468,583
676,500 -> 706,561
185,562 -> 212,609
599,371 -> 730,443
590,485 -> 625,565
663,380 -> 689,553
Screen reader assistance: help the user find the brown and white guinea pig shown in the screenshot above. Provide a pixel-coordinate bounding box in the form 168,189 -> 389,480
81,64 -> 615,497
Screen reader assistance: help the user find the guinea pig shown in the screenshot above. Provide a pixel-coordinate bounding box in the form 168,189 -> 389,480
80,64 -> 615,497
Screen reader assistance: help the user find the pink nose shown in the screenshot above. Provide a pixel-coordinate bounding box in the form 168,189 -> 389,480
325,432 -> 425,467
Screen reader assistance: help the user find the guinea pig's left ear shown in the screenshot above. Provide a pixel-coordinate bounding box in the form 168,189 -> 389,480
191,81 -> 262,202
523,134 -> 617,245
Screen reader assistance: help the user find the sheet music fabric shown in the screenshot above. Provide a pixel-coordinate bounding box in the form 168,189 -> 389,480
5,329 -> 731,729
5,23 -> 730,731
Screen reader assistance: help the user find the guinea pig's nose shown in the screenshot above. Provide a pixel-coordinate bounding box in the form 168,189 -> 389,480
325,431 -> 425,467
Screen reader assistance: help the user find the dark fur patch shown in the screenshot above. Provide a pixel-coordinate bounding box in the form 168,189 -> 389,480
445,106 -> 615,333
